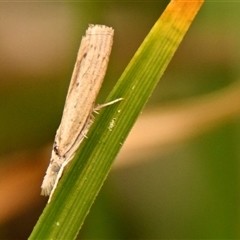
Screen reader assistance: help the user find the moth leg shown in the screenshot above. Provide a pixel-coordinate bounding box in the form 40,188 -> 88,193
93,98 -> 122,113
47,161 -> 67,203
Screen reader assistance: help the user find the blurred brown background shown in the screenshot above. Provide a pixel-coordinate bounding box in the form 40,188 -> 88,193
1,2 -> 240,239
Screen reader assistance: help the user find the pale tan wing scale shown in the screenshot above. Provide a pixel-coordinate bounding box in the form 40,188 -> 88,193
41,25 -> 114,197
56,25 -> 114,158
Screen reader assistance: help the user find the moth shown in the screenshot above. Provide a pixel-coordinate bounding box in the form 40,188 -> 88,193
41,24 -> 121,201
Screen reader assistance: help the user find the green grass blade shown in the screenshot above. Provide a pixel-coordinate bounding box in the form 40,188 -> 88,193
29,1 -> 204,239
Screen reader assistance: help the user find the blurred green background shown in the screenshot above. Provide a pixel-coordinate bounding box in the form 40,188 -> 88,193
1,1 -> 240,239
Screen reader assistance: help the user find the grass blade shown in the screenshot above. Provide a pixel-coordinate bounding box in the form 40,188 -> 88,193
29,1 -> 204,239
